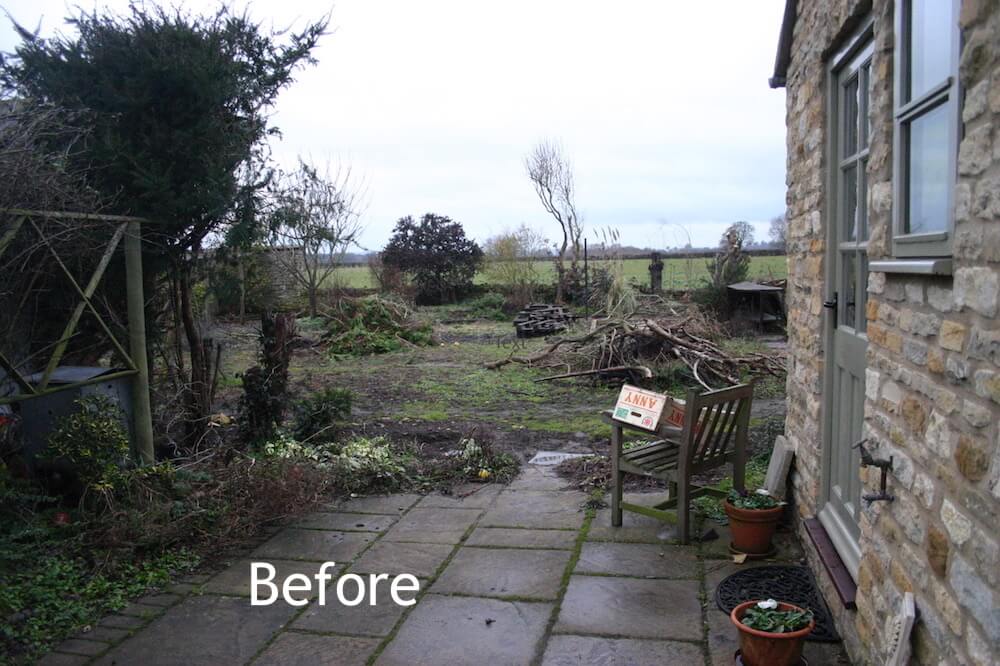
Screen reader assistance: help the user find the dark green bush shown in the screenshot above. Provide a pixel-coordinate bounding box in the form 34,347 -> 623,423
44,395 -> 130,492
292,388 -> 352,442
463,292 -> 507,320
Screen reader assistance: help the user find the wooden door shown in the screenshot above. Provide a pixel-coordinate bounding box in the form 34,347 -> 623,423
820,34 -> 873,579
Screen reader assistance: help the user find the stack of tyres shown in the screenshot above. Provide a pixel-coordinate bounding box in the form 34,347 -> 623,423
513,304 -> 572,338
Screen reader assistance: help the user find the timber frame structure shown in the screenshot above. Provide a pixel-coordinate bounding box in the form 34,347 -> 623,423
0,209 -> 154,464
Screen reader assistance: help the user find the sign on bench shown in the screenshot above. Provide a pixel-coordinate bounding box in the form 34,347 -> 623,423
612,385 -> 671,431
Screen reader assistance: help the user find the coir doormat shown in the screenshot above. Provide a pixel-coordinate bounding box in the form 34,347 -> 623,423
714,565 -> 840,642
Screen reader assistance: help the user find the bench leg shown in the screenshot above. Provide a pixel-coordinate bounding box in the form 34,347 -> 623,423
611,425 -> 623,527
677,477 -> 690,545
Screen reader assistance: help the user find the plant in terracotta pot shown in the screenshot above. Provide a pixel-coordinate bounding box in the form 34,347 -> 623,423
724,488 -> 784,555
731,599 -> 814,666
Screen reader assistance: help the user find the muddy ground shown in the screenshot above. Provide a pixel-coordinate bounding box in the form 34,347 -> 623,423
209,304 -> 787,473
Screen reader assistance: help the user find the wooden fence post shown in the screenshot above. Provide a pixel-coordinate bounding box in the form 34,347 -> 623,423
125,221 -> 155,465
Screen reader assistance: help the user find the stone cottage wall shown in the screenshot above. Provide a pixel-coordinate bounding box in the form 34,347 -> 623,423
782,1 -> 1000,664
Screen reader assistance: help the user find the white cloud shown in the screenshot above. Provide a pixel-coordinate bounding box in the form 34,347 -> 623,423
1,0 -> 788,249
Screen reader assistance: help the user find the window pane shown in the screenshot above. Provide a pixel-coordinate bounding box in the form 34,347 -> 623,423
906,103 -> 949,234
843,164 -> 858,242
843,75 -> 859,156
841,251 -> 857,328
860,63 -> 870,149
858,162 -> 868,242
909,0 -> 953,102
858,254 -> 868,332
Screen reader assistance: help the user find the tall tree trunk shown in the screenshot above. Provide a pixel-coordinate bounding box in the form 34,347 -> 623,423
237,251 -> 246,324
178,264 -> 210,448
308,286 -> 318,318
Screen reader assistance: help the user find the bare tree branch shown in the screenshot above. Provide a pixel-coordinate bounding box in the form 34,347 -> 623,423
525,140 -> 583,303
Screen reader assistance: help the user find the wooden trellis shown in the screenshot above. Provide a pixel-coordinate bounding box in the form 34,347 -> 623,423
0,209 -> 154,464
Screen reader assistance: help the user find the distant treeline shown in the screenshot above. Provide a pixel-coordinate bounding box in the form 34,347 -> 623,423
330,247 -> 786,267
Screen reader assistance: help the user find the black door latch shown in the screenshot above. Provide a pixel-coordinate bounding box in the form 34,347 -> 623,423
823,292 -> 838,309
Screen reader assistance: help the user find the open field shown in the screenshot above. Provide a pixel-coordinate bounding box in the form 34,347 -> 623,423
214,303 -> 787,455
325,255 -> 788,290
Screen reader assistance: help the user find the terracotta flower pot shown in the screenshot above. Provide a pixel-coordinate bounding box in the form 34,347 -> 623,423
731,600 -> 815,666
724,500 -> 783,554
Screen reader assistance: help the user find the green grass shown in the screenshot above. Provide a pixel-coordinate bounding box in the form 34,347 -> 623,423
324,256 -> 788,291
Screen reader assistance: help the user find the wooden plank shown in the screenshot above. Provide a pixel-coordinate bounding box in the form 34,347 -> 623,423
764,435 -> 795,497
620,501 -> 678,524
0,208 -> 146,223
803,517 -> 857,609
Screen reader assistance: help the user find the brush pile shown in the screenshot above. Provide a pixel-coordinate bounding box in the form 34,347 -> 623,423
486,306 -> 785,389
320,296 -> 433,355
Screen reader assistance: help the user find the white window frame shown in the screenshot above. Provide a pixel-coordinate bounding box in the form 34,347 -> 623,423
891,0 -> 961,259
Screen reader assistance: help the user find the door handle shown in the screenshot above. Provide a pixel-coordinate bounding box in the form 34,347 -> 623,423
823,292 -> 838,309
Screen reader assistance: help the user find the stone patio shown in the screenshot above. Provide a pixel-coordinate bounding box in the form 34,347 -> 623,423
41,466 -> 850,665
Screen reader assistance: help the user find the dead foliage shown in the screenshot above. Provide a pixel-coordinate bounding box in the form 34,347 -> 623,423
486,305 -> 785,390
82,455 -> 331,559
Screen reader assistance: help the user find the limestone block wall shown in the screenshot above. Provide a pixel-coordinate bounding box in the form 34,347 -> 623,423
782,1 -> 1000,664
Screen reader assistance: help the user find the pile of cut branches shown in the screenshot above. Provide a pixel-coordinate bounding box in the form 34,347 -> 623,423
319,296 -> 433,355
485,307 -> 785,390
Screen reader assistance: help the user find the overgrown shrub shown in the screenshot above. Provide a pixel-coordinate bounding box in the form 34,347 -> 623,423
207,249 -> 275,317
452,436 -> 519,483
44,395 -> 130,493
381,213 -> 484,304
292,388 -> 352,442
322,296 -> 432,355
482,225 -> 548,306
463,292 -> 507,320
332,436 -> 411,495
238,313 -> 297,444
693,222 -> 752,315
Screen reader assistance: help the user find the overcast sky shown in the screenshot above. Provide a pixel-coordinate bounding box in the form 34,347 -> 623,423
0,1 -> 788,251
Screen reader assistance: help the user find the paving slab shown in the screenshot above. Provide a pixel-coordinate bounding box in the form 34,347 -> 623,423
375,595 -> 552,666
415,484 -> 501,509
52,639 -> 108,656
254,632 -> 380,666
466,526 -> 577,550
588,508 -> 678,543
292,578 -> 424,637
251,528 -> 375,562
37,654 -> 90,666
115,602 -> 161,618
294,511 -> 397,532
381,507 -> 482,544
575,542 -> 699,579
203,558 -> 339,598
93,595 -> 296,666
707,606 -> 737,666
507,467 -> 576,491
97,614 -> 146,630
541,635 -> 704,665
554,575 -> 702,641
329,494 -> 423,515
350,541 -> 453,578
431,547 -> 571,600
480,490 -> 586,529
74,626 -> 129,643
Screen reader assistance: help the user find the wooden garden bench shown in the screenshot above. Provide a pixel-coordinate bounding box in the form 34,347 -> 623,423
604,382 -> 754,544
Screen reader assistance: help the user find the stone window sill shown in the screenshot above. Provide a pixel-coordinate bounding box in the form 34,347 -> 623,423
868,259 -> 952,275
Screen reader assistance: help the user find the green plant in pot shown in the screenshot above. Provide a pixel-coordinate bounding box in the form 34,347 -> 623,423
731,598 -> 814,666
723,488 -> 784,555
